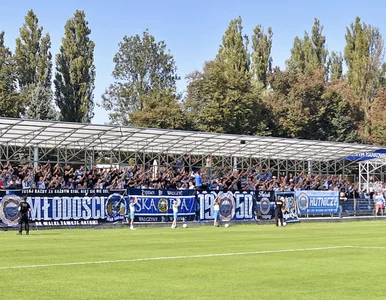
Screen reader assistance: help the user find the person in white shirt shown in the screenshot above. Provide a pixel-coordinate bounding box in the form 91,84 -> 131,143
374,191 -> 385,216
213,198 -> 220,227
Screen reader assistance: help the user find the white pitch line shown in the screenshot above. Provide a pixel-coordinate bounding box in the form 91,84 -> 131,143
0,246 -> 352,271
349,246 -> 386,250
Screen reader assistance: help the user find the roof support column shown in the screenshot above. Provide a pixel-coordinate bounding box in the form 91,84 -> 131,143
342,160 -> 345,177
34,147 -> 39,168
91,149 -> 95,169
358,162 -> 369,192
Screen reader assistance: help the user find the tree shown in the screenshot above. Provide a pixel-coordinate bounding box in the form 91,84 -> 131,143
310,19 -> 328,69
266,69 -> 326,139
329,51 -> 343,81
287,18 -> 328,76
185,61 -> 232,133
369,88 -> 386,145
251,25 -> 273,87
344,17 -> 385,138
15,10 -> 52,89
287,36 -> 306,73
15,10 -> 57,121
129,89 -> 186,129
264,67 -> 298,136
265,68 -> 362,142
54,10 -> 95,123
0,32 -> 24,117
101,29 -> 180,126
185,17 -> 268,135
216,17 -> 250,88
24,84 -> 57,120
320,82 -> 362,143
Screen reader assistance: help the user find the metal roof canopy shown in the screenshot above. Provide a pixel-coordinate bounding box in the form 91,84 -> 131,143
0,117 -> 382,162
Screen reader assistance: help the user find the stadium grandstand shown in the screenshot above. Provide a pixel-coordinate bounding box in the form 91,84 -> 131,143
0,117 -> 384,192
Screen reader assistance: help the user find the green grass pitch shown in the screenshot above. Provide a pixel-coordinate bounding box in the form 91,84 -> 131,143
1,221 -> 386,300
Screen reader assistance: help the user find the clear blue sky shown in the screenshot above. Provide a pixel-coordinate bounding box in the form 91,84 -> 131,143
1,0 -> 385,124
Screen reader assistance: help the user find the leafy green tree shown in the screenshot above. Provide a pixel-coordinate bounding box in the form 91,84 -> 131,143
24,84 -> 57,120
185,17 -> 268,135
251,25 -> 273,87
344,17 -> 385,138
15,10 -> 52,89
101,29 -> 180,126
272,70 -> 326,139
369,88 -> 386,145
130,89 -> 186,129
310,19 -> 328,69
216,17 -> 250,83
264,67 -> 298,136
287,36 -> 306,73
0,32 -> 24,117
15,10 -> 57,120
265,68 -> 361,142
329,51 -> 343,81
185,61 -> 233,133
54,10 -> 95,123
287,18 -> 328,75
320,82 -> 362,142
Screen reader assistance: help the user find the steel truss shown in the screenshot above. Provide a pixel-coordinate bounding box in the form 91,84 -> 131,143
359,160 -> 386,192
0,117 -> 382,179
0,143 -> 364,179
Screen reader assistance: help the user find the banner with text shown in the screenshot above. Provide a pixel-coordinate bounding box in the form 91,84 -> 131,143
295,190 -> 339,215
128,189 -> 196,222
275,191 -> 299,223
0,189 -> 340,226
0,189 -> 122,227
197,191 -> 254,222
0,189 -> 196,226
255,190 -> 275,220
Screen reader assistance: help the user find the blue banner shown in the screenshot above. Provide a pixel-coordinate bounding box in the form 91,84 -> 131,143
197,191 -> 254,221
0,191 -> 23,227
0,188 -> 341,227
296,190 -> 339,215
0,189 -> 196,226
346,149 -> 386,161
275,191 -> 299,223
0,189 -> 116,226
128,189 -> 196,222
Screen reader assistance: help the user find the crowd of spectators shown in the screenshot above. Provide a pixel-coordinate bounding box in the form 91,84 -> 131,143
0,159 -> 369,194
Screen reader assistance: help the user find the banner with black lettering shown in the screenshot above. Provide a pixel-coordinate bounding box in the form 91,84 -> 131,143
255,190 -> 275,220
275,191 -> 299,223
197,191 -> 254,221
128,189 -> 196,222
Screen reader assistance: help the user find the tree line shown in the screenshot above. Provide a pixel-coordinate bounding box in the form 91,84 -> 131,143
1,11 -> 386,145
0,10 -> 94,122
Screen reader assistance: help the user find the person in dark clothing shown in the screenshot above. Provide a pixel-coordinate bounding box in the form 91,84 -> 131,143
274,196 -> 284,227
18,196 -> 31,235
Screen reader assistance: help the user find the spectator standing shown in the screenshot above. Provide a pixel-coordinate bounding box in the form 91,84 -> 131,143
374,191 -> 385,216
